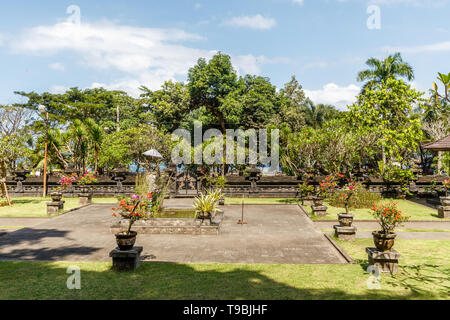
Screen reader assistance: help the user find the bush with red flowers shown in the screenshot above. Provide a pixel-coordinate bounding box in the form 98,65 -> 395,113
111,193 -> 153,235
371,202 -> 410,234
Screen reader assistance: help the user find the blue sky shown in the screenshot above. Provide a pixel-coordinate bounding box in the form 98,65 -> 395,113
0,0 -> 449,109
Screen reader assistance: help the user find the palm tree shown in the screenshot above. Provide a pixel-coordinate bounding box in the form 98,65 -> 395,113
357,53 -> 414,92
85,118 -> 104,172
302,100 -> 340,128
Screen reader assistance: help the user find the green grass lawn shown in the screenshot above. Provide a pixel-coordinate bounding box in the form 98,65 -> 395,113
0,197 -> 118,218
0,238 -> 448,300
305,199 -> 445,221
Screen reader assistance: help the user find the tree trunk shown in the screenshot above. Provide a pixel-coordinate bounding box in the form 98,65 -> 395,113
437,151 -> 442,175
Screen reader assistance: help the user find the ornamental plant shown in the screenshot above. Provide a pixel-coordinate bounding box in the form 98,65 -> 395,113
298,174 -> 315,198
111,193 -> 153,235
443,179 -> 450,197
316,174 -> 338,198
334,181 -> 356,214
193,191 -> 219,216
371,202 -> 410,234
77,171 -> 98,186
56,174 -> 77,191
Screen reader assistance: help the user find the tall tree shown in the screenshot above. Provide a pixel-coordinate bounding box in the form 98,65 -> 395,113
188,53 -> 238,134
348,78 -> 425,167
357,53 -> 414,92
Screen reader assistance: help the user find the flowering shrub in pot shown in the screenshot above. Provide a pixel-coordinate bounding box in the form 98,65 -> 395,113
338,181 -> 355,227
371,202 -> 410,252
441,179 -> 450,205
111,193 -> 152,250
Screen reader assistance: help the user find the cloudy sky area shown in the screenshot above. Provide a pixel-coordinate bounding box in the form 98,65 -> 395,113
0,0 -> 449,109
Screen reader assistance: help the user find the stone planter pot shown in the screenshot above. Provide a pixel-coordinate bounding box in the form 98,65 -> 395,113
372,231 -> 397,252
440,196 -> 450,206
219,197 -> 225,206
338,213 -> 354,227
197,211 -> 212,220
50,192 -> 63,202
115,231 -> 137,251
78,192 -> 93,206
312,198 -> 324,206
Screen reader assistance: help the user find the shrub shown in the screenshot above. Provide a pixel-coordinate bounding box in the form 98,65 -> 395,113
329,181 -> 381,209
371,202 -> 410,233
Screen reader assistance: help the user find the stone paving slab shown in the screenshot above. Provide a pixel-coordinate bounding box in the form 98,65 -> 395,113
0,203 -> 347,264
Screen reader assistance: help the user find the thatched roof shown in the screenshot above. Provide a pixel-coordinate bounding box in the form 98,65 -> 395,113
423,135 -> 450,151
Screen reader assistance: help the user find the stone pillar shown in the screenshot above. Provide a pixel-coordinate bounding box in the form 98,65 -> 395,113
78,192 -> 92,206
109,246 -> 143,271
438,196 -> 450,218
311,205 -> 327,217
366,247 -> 401,274
46,201 -> 63,216
334,213 -> 357,241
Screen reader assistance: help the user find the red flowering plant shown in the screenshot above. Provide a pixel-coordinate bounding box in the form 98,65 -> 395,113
111,193 -> 153,235
371,202 -> 410,234
55,174 -> 77,191
316,174 -> 338,199
443,179 -> 450,197
339,181 -> 356,214
77,171 -> 98,186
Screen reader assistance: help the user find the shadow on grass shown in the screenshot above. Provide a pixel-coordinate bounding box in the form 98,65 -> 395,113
0,260 -> 446,300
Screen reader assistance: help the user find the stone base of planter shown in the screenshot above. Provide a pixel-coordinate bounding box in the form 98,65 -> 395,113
109,246 -> 143,272
334,225 -> 357,241
78,193 -> 92,206
438,206 -> 450,218
366,247 -> 401,274
46,201 -> 64,216
311,205 -> 327,217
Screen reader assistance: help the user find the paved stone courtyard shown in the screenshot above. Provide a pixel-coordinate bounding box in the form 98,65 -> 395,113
0,201 -> 347,264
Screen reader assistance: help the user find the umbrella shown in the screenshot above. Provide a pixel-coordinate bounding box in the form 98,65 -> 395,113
142,149 -> 164,160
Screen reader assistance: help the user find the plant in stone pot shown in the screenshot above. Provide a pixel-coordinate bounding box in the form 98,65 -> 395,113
111,194 -> 151,250
193,191 -> 219,221
298,174 -> 315,204
371,202 -> 410,252
77,171 -> 98,190
77,171 -> 98,205
441,179 -> 450,206
336,181 -> 356,227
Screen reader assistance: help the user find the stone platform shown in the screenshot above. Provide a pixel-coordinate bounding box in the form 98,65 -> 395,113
366,247 -> 401,274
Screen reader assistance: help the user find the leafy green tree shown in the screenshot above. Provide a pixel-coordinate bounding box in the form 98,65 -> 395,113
357,53 -> 414,92
140,81 -> 190,133
348,78 -> 425,167
188,52 -> 239,134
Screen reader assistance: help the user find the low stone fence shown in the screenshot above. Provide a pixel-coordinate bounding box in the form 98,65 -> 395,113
5,172 -> 448,199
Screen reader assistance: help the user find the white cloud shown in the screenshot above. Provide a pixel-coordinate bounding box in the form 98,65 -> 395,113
368,0 -> 449,7
223,14 -> 276,30
383,41 -> 450,53
49,62 -> 65,71
304,83 -> 360,110
49,85 -> 69,94
9,18 -> 285,96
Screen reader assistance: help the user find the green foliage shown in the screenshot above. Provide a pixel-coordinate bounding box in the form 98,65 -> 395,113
329,182 -> 382,209
193,191 -> 220,215
348,78 -> 425,165
357,53 -> 414,92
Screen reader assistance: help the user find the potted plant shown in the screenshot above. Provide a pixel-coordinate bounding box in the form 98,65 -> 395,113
111,193 -> 152,250
77,171 -> 98,205
370,202 -> 410,252
337,182 -> 356,227
193,191 -> 220,221
440,179 -> 450,206
298,174 -> 315,204
52,174 -> 77,201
